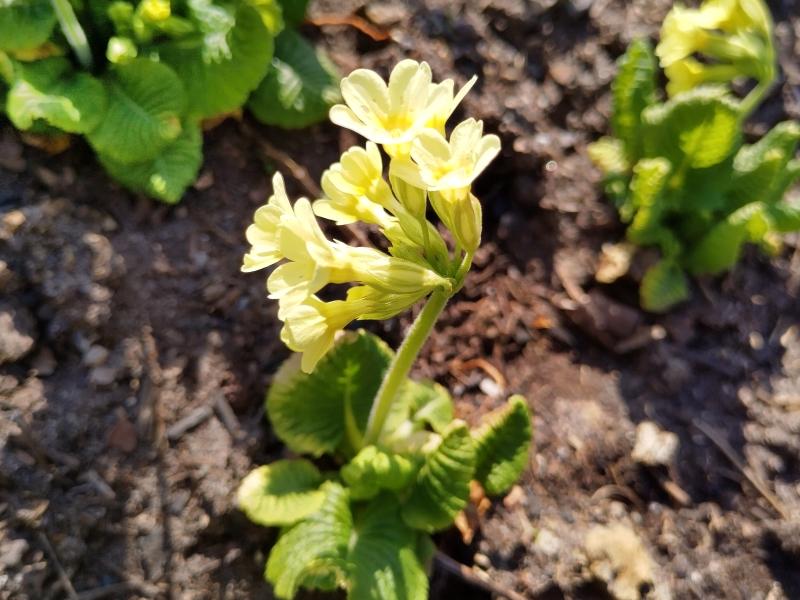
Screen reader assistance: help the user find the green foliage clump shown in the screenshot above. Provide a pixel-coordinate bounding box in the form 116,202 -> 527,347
590,1 -> 800,312
238,331 -> 532,599
0,0 -> 338,203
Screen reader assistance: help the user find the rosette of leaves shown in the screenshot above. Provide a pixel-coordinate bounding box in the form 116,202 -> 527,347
0,0 -> 338,203
237,330 -> 532,599
589,38 -> 800,312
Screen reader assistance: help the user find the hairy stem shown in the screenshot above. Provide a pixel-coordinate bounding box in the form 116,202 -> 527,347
361,289 -> 450,446
740,78 -> 773,120
50,0 -> 93,70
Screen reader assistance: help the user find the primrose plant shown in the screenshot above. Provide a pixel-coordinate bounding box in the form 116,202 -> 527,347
590,0 -> 800,311
0,0 -> 338,203
237,60 -> 532,599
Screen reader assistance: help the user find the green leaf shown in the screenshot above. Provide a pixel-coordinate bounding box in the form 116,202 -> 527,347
643,87 -> 740,169
237,459 -> 325,526
341,446 -> 417,501
686,202 -> 769,275
265,486 -> 429,600
155,0 -> 274,119
276,0 -> 308,27
588,136 -> 629,176
401,422 -> 476,533
266,330 -> 393,458
625,157 -> 671,222
0,0 -> 57,52
611,38 -> 657,162
6,57 -> 107,133
767,202 -> 800,233
730,121 -> 800,206
98,121 -> 203,203
247,0 -> 285,35
349,497 -> 429,600
248,28 -> 340,129
403,379 -> 453,434
472,395 -> 532,496
640,259 -> 689,312
266,481 -> 351,599
87,58 -> 185,163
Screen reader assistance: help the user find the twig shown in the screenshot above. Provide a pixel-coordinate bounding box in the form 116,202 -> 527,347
166,405 -> 214,442
213,393 -> 245,442
307,14 -> 390,41
692,419 -> 789,520
37,532 -> 79,600
451,357 -> 507,390
434,551 -> 527,600
76,582 -> 137,600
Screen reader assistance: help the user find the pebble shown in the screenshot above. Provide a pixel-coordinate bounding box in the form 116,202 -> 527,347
89,365 -> 119,387
632,421 -> 679,467
0,538 -> 29,568
0,303 -> 37,365
83,345 -> 110,367
31,348 -> 57,377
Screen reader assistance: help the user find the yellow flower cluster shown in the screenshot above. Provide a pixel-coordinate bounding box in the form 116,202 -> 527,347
243,60 -> 501,372
656,0 -> 774,96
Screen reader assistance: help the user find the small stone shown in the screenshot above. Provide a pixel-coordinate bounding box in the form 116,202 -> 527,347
0,537 -> 29,568
31,348 -> 57,377
89,365 -> 119,387
107,409 -> 137,453
632,421 -> 679,467
473,552 -> 491,569
0,303 -> 37,365
0,260 -> 13,291
534,529 -> 561,557
479,377 -> 503,398
749,332 -> 764,351
83,345 -> 110,367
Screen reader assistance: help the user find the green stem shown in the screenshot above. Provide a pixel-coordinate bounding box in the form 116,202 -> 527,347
50,0 -> 93,70
361,289 -> 450,446
740,78 -> 772,120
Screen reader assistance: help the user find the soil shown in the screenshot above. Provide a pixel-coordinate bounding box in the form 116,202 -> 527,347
2,0 -> 800,599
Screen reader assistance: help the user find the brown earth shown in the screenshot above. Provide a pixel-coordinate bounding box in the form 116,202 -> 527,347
1,0 -> 799,598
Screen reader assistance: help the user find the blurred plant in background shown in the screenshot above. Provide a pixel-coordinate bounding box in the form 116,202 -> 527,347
237,60 -> 532,600
0,0 -> 339,202
590,0 -> 800,311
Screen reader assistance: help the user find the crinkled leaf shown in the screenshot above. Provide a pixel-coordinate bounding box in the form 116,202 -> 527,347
687,202 -> 769,275
248,28 -> 340,128
730,121 -> 800,206
403,379 -> 453,434
156,0 -> 273,119
640,259 -> 689,313
266,482 -> 351,599
401,422 -> 475,533
267,330 -> 392,458
625,157 -> 671,222
88,58 -> 185,163
98,121 -> 202,203
588,136 -> 629,176
349,497 -> 429,600
277,0 -> 309,26
472,395 -> 532,496
611,38 -> 657,162
237,459 -> 325,526
643,87 -> 740,169
679,159 -> 733,213
0,0 -> 56,51
341,446 -> 417,501
7,57 -> 107,133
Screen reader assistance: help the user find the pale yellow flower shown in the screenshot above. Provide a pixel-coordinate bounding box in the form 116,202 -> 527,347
391,118 -> 501,193
279,296 -> 363,373
656,5 -> 716,67
329,60 -> 474,154
313,142 -> 399,225
664,58 -> 739,96
242,173 -> 294,273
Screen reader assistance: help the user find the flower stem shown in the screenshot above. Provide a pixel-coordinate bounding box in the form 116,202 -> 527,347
740,78 -> 772,120
361,289 -> 450,446
51,0 -> 93,70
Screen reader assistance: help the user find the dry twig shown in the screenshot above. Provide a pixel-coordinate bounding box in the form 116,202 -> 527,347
38,532 -> 79,600
692,419 -> 789,520
435,551 -> 527,600
307,14 -> 390,41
